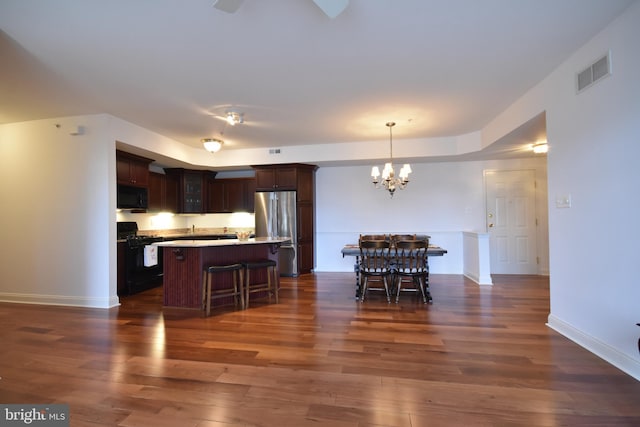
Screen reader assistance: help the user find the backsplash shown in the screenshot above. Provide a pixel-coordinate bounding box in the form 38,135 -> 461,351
116,211 -> 255,233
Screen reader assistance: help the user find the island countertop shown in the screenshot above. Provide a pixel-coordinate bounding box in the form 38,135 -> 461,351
154,237 -> 291,248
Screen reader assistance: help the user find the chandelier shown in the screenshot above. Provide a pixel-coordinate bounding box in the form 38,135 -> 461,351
371,122 -> 411,197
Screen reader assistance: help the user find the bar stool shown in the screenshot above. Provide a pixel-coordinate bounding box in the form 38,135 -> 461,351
242,259 -> 279,308
202,263 -> 245,316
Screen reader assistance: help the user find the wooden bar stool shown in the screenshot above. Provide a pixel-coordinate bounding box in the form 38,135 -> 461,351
243,259 -> 279,308
202,263 -> 245,316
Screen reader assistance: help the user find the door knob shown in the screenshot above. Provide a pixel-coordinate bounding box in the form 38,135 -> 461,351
488,223 -> 494,228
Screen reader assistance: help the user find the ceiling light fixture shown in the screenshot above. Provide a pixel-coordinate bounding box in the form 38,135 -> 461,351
371,122 -> 411,198
202,138 -> 224,153
226,111 -> 244,126
212,0 -> 245,13
532,141 -> 548,154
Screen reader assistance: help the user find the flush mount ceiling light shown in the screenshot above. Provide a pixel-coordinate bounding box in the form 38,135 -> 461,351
225,111 -> 244,126
532,141 -> 549,154
371,122 -> 411,198
212,0 -> 245,13
202,138 -> 224,153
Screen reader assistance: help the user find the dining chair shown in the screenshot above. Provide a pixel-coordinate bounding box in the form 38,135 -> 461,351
359,234 -> 388,243
393,239 -> 431,303
390,234 -> 416,246
359,240 -> 392,303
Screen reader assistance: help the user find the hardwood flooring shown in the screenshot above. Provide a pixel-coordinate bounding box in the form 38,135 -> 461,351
1,273 -> 639,426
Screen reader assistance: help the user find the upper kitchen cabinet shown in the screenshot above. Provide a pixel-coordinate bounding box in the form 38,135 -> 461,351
148,171 -> 178,212
116,150 -> 153,188
206,178 -> 256,213
254,166 -> 297,191
164,168 -> 217,214
252,164 -> 317,197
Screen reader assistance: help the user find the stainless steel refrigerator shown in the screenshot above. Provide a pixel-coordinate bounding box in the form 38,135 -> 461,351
254,191 -> 298,276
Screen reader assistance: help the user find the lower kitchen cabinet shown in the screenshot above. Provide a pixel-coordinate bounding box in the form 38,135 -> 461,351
117,241 -> 126,296
297,201 -> 315,274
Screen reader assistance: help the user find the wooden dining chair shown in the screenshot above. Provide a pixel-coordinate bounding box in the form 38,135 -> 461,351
393,239 -> 431,303
390,234 -> 416,248
359,240 -> 392,303
359,234 -> 388,243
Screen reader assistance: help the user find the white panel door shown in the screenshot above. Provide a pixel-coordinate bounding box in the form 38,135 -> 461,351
485,170 -> 538,274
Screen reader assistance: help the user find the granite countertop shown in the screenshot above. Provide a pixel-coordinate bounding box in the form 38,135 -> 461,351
139,228 -> 241,239
154,237 -> 291,248
117,228 -> 254,243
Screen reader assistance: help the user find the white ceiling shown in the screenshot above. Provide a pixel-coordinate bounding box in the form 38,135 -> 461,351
0,0 -> 634,164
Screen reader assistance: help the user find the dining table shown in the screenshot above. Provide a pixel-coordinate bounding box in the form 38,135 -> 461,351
341,243 -> 448,299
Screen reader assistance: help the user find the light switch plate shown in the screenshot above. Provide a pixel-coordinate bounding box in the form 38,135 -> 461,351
556,194 -> 572,208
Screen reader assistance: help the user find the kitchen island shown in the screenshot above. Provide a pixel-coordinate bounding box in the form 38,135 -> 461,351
154,237 -> 290,309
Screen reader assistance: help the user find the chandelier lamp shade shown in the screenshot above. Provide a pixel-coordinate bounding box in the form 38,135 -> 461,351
371,122 -> 411,197
202,138 -> 224,153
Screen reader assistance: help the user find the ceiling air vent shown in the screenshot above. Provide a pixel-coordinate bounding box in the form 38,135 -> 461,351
576,51 -> 611,93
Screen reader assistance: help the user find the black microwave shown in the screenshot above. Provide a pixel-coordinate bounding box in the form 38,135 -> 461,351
117,184 -> 148,209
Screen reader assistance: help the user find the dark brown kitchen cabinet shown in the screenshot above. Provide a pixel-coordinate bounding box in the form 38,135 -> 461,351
164,168 -> 217,213
245,178 -> 256,211
165,175 -> 179,212
254,166 -> 297,191
297,201 -> 315,275
148,171 -> 179,212
116,150 -> 152,187
117,241 -> 126,296
206,178 -> 256,213
252,163 -> 318,274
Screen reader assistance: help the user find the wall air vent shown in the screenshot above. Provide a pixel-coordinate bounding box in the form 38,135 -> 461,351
576,51 -> 611,93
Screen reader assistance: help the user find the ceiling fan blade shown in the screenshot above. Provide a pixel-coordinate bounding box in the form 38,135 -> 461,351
312,0 -> 349,19
212,0 -> 245,13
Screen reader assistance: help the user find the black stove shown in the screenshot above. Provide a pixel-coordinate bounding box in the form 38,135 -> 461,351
117,221 -> 163,295
126,234 -> 164,248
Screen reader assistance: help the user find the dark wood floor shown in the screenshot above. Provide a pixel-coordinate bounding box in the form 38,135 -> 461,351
1,273 -> 639,426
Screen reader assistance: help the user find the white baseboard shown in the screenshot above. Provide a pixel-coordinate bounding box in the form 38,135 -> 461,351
464,272 -> 493,285
0,292 -> 120,309
547,314 -> 640,381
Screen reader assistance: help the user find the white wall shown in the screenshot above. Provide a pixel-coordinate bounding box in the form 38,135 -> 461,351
0,113 -> 218,308
0,115 -> 117,307
489,2 -> 640,379
314,158 -> 548,275
547,3 -> 640,378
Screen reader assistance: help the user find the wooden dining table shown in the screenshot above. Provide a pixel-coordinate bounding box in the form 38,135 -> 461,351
341,243 -> 448,299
